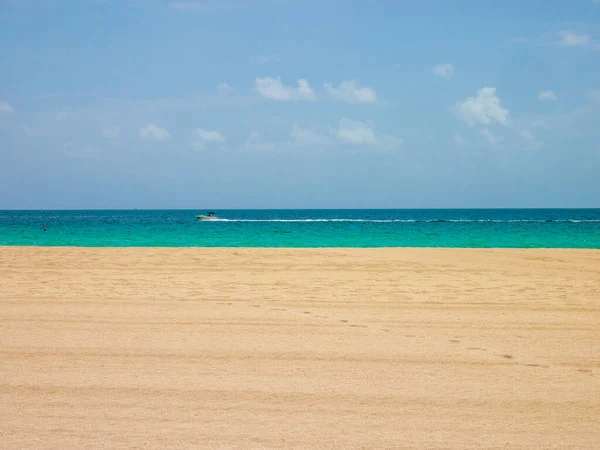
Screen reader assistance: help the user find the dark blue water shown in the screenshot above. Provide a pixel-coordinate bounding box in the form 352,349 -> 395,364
0,209 -> 599,247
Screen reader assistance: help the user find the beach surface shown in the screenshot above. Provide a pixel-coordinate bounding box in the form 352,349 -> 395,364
1,247 -> 599,449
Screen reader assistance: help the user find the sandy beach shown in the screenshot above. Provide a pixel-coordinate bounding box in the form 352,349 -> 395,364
0,247 -> 599,449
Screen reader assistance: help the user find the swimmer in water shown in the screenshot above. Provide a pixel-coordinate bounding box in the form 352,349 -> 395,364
43,222 -> 47,232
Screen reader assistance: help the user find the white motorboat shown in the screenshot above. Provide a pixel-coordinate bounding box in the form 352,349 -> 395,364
196,211 -> 218,221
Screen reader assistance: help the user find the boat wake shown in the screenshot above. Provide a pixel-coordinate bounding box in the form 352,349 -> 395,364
211,218 -> 600,223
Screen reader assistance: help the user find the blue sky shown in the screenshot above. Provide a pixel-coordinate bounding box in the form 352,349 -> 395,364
1,0 -> 599,209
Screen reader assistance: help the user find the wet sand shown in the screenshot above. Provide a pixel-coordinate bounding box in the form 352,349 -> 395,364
1,247 -> 599,449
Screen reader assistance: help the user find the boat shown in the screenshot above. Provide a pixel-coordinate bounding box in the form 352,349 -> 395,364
196,211 -> 218,221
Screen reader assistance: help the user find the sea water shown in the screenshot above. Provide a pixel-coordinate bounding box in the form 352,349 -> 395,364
0,209 -> 599,248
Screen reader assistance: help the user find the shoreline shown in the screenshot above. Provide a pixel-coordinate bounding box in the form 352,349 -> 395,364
3,245 -> 600,250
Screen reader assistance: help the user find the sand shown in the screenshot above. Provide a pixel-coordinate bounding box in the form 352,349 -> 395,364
0,247 -> 599,449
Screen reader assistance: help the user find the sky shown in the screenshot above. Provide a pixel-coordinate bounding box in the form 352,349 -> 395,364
1,0 -> 599,209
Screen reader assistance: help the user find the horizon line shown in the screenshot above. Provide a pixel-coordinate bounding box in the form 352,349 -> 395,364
2,207 -> 600,211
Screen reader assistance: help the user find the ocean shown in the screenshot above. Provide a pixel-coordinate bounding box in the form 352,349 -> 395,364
0,209 -> 599,248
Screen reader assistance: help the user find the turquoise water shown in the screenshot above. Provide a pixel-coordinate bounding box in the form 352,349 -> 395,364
1,209 -> 599,248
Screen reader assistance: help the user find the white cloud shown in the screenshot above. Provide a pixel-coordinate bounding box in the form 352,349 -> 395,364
539,90 -> 557,101
519,130 -> 543,149
335,119 -> 377,144
188,140 -> 205,150
217,82 -> 231,91
139,124 -> 171,140
324,81 -> 377,104
478,129 -> 501,146
250,54 -> 280,64
255,77 -> 316,101
243,131 -> 278,152
333,119 -> 402,149
192,128 -> 225,142
513,30 -> 599,50
245,122 -> 402,153
526,90 -> 599,138
455,87 -> 510,127
0,101 -> 13,113
557,30 -> 591,48
101,126 -> 120,139
432,63 -> 455,79
188,127 -> 225,150
291,125 -> 332,145
376,135 -> 405,150
294,80 -> 316,101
